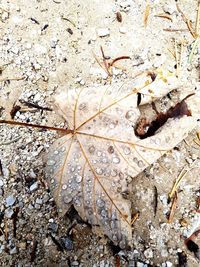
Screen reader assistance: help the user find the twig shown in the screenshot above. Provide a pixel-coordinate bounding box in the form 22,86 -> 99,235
153,186 -> 158,217
0,77 -> 24,82
163,28 -> 188,32
176,4 -> 196,38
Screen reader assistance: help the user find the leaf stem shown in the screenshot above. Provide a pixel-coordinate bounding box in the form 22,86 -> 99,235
0,120 -> 73,134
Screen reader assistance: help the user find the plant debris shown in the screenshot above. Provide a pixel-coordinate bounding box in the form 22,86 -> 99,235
135,94 -> 193,139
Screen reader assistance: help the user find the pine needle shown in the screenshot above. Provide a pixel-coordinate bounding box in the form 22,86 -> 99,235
154,13 -> 173,22
176,4 -> 196,38
144,0 -> 150,28
188,37 -> 200,63
169,160 -> 198,200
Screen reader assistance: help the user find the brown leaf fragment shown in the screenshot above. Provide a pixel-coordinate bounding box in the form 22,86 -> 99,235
116,12 -> 122,23
10,105 -> 21,119
135,94 -> 194,139
19,100 -> 53,112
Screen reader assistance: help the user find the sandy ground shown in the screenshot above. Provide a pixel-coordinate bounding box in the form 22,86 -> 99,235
0,0 -> 200,266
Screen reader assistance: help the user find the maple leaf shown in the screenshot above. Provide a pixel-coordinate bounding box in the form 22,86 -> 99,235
45,69 -> 196,249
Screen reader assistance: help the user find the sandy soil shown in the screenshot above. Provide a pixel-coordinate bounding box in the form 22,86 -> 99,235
0,0 -> 200,266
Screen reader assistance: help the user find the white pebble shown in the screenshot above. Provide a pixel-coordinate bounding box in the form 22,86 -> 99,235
119,27 -> 127,34
97,28 -> 110,37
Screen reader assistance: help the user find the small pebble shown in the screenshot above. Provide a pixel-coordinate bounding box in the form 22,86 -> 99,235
30,182 -> 38,192
144,248 -> 153,258
6,195 -> 16,207
97,28 -> 110,37
0,179 -> 3,187
60,236 -> 74,251
119,27 -> 127,34
5,208 -> 14,218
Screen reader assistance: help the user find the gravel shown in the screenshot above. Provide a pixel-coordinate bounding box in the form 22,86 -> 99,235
0,0 -> 199,266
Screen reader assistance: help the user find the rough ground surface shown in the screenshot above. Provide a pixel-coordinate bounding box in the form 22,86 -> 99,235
0,0 -> 200,266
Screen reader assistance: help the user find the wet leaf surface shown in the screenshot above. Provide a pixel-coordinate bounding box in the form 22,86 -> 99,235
44,70 -> 196,248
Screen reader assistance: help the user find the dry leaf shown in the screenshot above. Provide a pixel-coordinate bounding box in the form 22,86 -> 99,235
45,69 -> 197,248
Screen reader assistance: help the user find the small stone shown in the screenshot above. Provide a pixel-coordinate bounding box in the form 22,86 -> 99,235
5,208 -> 14,218
71,261 -> 79,266
35,198 -> 43,205
30,182 -> 38,192
0,179 -> 3,187
166,261 -> 173,267
144,248 -> 153,258
97,28 -> 110,37
6,195 -> 16,207
10,246 -> 17,254
119,27 -> 127,34
60,236 -> 73,251
34,93 -> 41,102
163,3 -> 176,15
48,222 -> 58,233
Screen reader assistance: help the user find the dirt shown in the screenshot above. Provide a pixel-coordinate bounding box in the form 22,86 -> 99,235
0,0 -> 200,266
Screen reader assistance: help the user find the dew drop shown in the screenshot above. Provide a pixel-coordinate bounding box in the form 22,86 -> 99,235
101,209 -> 108,218
75,175 -> 82,183
97,151 -> 102,157
54,150 -> 59,155
61,147 -> 66,152
125,110 -> 137,122
102,157 -> 108,163
108,146 -> 114,154
74,197 -> 81,206
62,184 -> 67,190
109,123 -> 116,129
96,168 -> 103,175
79,102 -> 86,110
96,198 -> 105,208
111,169 -> 118,177
47,159 -> 56,166
64,195 -> 72,204
50,178 -> 54,184
123,147 -> 131,155
113,157 -> 120,164
132,157 -> 138,163
138,160 -> 144,168
88,145 -> 95,154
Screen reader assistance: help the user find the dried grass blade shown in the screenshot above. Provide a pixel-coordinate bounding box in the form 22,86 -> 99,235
155,13 -> 173,22
168,191 -> 178,223
144,0 -> 150,28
